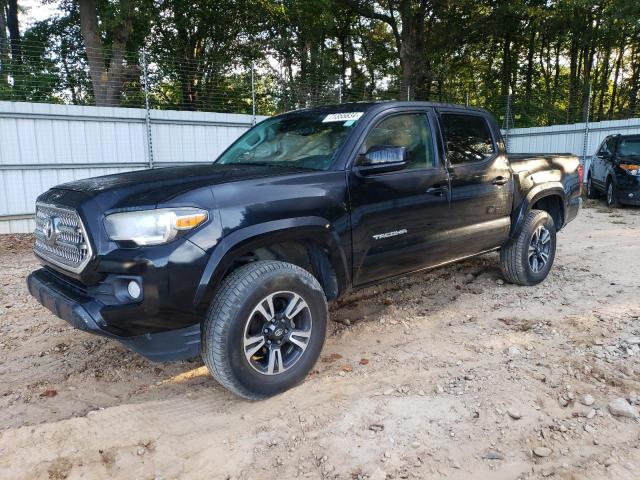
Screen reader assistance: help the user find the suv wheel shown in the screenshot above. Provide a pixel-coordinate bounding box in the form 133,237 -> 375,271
499,209 -> 556,286
606,179 -> 620,207
586,175 -> 598,199
202,260 -> 328,399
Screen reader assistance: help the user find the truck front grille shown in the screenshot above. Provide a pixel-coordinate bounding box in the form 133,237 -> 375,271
34,204 -> 92,273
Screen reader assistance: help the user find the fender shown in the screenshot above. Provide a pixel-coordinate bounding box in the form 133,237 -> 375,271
509,182 -> 566,239
193,216 -> 350,308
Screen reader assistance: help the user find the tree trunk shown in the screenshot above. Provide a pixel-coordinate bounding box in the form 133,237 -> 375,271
6,0 -> 19,64
628,44 -> 640,116
552,40 -> 561,108
596,49 -> 611,121
501,33 -> 511,98
524,25 -> 536,115
607,40 -> 625,119
0,0 -> 8,82
539,34 -> 552,123
79,0 -> 133,107
179,69 -> 196,111
567,34 -> 579,123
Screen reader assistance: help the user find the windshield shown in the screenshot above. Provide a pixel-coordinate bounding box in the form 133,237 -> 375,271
216,111 -> 364,170
618,138 -> 640,157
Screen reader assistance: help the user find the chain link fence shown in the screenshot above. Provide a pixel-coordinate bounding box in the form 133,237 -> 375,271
3,39 -> 640,233
1,41 -> 419,115
4,39 -> 639,127
3,39 -> 640,157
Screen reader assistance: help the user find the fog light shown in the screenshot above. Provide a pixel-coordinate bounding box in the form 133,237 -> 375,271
127,280 -> 141,299
628,193 -> 634,198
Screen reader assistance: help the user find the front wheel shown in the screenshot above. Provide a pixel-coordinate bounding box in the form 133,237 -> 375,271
500,209 -> 557,286
202,260 -> 328,399
606,179 -> 620,207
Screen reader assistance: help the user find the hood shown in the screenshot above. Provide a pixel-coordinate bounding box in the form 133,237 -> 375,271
57,163 -> 308,194
52,163 -> 312,209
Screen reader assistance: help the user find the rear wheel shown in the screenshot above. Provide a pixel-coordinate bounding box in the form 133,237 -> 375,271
606,179 -> 620,207
500,209 -> 556,286
201,260 -> 328,400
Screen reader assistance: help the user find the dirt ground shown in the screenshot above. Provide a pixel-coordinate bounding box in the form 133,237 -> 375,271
1,199 -> 639,480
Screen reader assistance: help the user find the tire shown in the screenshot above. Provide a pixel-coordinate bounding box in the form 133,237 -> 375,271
606,178 -> 620,207
500,209 -> 557,286
201,260 -> 328,400
586,175 -> 598,199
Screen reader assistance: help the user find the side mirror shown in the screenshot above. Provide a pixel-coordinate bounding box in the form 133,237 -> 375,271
355,145 -> 408,175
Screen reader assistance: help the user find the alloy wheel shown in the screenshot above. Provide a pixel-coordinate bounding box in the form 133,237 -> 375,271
242,291 -> 312,375
528,225 -> 551,273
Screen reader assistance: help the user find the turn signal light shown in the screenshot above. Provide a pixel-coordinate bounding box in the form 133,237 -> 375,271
620,164 -> 640,171
620,164 -> 640,176
174,212 -> 208,230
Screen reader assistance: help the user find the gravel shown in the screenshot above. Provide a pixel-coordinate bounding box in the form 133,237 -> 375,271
3,206 -> 640,479
580,394 -> 595,406
608,398 -> 639,419
533,447 -> 552,458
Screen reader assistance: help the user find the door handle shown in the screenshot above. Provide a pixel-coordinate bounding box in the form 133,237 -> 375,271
426,185 -> 448,196
492,176 -> 509,186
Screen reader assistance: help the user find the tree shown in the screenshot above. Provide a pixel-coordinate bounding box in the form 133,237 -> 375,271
343,0 -> 433,98
78,0 -> 151,106
147,0 -> 262,111
5,0 -> 640,124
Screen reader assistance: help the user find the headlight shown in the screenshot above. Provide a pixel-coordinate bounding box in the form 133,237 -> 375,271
620,164 -> 640,176
104,208 -> 208,245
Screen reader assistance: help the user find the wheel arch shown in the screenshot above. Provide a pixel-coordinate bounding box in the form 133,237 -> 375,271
510,183 -> 566,239
605,173 -> 616,188
193,218 -> 350,310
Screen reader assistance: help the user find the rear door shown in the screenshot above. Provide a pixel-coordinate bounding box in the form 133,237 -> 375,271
348,109 -> 452,286
437,110 -> 513,258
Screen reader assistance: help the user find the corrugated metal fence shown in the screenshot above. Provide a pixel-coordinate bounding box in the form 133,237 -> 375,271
0,101 -> 266,233
1,101 -> 639,234
508,117 -> 640,163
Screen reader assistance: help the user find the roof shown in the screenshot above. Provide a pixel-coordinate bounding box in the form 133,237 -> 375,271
279,100 -> 490,117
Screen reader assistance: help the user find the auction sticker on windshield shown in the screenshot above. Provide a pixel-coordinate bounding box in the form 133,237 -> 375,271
322,112 -> 364,123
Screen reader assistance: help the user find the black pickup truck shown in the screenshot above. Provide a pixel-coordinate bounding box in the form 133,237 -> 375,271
27,102 -> 581,399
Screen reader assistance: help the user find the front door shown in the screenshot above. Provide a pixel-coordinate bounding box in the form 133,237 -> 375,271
593,136 -> 617,189
348,111 -> 451,286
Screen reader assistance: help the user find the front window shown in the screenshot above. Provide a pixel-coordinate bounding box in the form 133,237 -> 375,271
217,111 -> 364,170
363,113 -> 435,170
618,138 -> 640,157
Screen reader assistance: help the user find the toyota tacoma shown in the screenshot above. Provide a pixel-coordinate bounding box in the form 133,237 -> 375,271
27,101 -> 582,399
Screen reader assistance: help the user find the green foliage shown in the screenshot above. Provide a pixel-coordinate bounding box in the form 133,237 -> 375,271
1,0 -> 639,126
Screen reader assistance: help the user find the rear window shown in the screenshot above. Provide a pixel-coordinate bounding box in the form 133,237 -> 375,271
441,114 -> 495,165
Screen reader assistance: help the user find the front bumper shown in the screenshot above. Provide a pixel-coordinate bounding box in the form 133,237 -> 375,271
616,187 -> 640,205
615,173 -> 640,205
27,268 -> 200,361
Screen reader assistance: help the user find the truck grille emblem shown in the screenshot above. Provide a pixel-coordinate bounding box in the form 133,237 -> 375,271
43,217 -> 60,246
